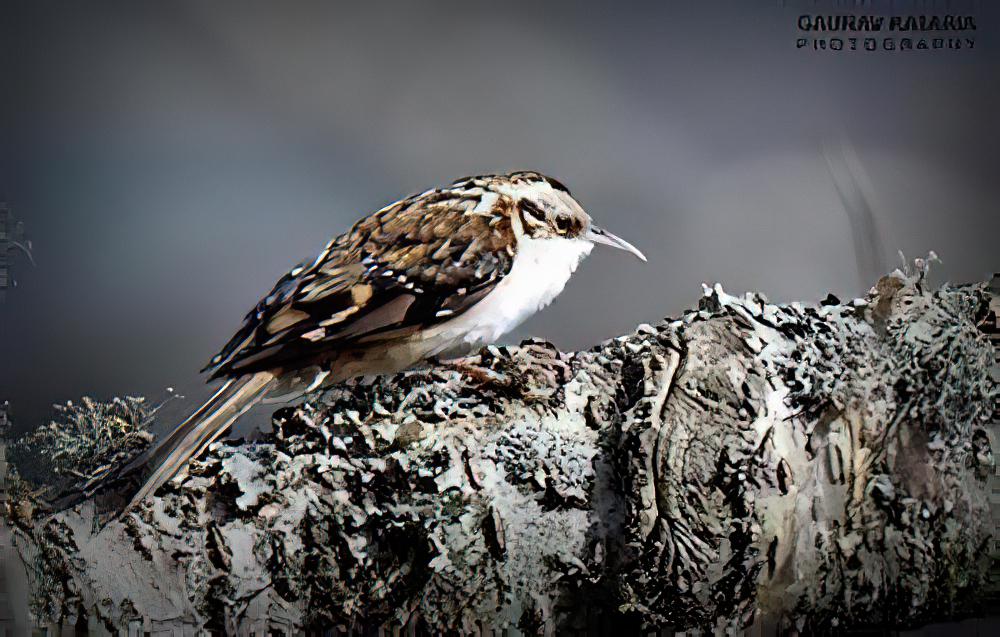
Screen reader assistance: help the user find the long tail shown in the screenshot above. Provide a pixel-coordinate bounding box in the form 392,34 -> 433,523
125,371 -> 276,511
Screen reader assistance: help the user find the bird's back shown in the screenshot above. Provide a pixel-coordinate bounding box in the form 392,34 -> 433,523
204,182 -> 520,380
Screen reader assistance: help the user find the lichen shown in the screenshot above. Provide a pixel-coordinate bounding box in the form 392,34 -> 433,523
7,396 -> 154,500
9,269 -> 997,634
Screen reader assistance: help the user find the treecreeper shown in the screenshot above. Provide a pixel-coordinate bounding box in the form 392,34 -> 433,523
126,171 -> 646,509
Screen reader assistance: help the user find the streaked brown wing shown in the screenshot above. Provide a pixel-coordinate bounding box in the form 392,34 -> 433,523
203,187 -> 515,379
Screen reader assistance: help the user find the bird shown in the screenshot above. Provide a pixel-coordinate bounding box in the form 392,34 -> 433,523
127,171 -> 646,509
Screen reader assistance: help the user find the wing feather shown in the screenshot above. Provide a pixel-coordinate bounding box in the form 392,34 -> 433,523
204,187 -> 515,379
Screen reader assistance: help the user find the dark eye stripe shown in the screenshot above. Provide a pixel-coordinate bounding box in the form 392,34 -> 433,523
519,199 -> 546,221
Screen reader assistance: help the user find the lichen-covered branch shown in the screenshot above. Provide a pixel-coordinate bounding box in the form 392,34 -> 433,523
5,266 -> 998,634
7,396 -> 154,503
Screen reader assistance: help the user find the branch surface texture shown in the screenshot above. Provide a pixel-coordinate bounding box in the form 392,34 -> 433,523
6,267 -> 999,634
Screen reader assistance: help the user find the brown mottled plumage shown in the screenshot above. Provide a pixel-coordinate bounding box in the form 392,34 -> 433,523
127,171 -> 645,510
205,178 -> 520,379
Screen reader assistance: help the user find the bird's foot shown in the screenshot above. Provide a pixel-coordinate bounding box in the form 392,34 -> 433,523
435,355 -> 505,385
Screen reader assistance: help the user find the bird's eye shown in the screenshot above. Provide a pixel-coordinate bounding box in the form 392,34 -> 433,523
555,215 -> 571,233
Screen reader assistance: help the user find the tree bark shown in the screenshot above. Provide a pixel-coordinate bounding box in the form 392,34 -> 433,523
5,266 -> 999,635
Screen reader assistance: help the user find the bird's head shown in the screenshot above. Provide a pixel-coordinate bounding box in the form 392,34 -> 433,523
473,170 -> 647,262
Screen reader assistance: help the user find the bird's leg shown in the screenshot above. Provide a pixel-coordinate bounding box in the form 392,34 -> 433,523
430,351 -> 506,385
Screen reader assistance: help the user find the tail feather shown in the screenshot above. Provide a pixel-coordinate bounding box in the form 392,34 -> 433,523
126,371 -> 275,511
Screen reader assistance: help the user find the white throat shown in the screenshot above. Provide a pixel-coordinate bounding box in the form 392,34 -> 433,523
425,236 -> 592,352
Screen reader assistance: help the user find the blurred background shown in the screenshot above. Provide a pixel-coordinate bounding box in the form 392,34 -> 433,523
0,0 -> 997,435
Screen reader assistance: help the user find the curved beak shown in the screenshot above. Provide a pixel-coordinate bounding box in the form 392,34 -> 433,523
585,225 -> 647,262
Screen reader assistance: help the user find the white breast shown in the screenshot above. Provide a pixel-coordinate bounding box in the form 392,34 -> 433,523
422,236 -> 592,355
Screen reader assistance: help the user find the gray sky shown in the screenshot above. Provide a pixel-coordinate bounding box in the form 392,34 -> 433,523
1,0 -> 997,432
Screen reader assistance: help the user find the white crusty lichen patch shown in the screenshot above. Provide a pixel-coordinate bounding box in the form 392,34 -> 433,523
609,267 -> 996,633
8,267 -> 997,634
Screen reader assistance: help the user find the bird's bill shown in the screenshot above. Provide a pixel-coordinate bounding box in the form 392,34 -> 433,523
586,226 -> 647,262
